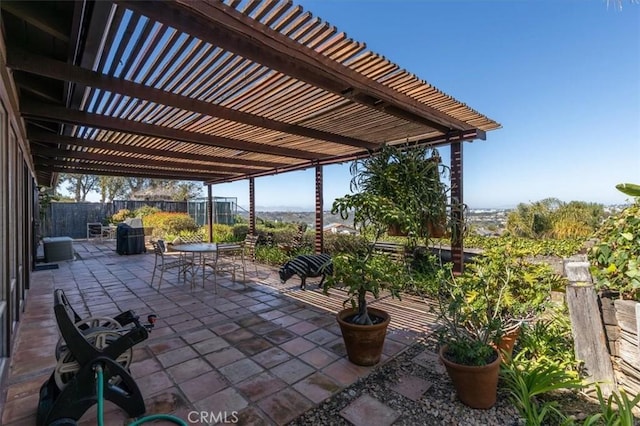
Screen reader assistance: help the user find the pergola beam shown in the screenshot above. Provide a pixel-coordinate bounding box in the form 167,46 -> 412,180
7,48 -> 378,150
20,100 -> 326,160
32,147 -> 255,175
0,2 -> 70,42
119,0 -> 471,134
27,130 -> 283,168
41,166 -> 215,181
206,128 -> 485,184
36,160 -> 223,181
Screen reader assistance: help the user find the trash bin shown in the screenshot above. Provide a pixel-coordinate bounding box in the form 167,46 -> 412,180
116,224 -> 146,255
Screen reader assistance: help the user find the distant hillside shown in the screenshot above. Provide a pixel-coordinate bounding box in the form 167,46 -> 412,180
237,211 -> 350,227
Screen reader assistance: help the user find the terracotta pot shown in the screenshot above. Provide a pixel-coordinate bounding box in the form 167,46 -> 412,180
387,222 -> 407,237
496,326 -> 521,361
337,308 -> 390,366
427,220 -> 446,238
439,345 -> 501,409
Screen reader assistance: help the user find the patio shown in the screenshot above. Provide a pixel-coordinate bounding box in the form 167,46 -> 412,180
1,240 -> 439,425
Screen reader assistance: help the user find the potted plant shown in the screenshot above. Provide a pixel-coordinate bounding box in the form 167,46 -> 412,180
348,144 -> 449,245
436,267 -> 503,409
324,193 -> 405,366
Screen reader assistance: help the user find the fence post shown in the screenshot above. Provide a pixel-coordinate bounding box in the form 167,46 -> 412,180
565,258 -> 618,397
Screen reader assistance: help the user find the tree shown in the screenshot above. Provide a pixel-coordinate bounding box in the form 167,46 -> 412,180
57,174 -> 99,202
97,176 -> 127,202
507,198 -> 605,239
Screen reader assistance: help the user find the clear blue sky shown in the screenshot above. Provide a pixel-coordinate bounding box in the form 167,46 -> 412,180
82,1 -> 639,210
211,0 -> 640,210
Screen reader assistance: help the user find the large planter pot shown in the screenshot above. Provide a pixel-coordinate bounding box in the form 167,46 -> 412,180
439,345 -> 501,409
387,222 -> 407,237
427,219 -> 447,238
337,308 -> 390,366
496,326 -> 521,361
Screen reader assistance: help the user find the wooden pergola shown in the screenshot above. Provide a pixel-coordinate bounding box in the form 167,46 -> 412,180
1,0 -> 500,272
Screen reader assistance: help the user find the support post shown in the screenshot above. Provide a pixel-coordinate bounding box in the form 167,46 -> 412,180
249,177 -> 255,236
565,259 -> 617,397
207,184 -> 213,243
315,166 -> 324,254
450,141 -> 464,274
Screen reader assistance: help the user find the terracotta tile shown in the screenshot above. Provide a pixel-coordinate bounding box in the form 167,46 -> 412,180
292,372 -> 341,404
279,337 -> 315,356
156,346 -> 198,367
258,310 -> 286,321
148,337 -> 187,355
182,328 -> 217,344
234,406 -> 273,426
236,372 -> 287,402
263,328 -> 296,344
270,315 -> 299,328
257,388 -> 313,425
171,319 -> 203,333
234,337 -> 273,356
205,347 -> 245,368
223,328 -> 255,344
412,349 -> 446,375
131,357 -> 164,378
218,358 -> 264,384
286,320 -> 317,336
307,315 -> 336,328
270,358 -> 314,384
299,347 -> 339,369
382,337 -> 407,357
136,370 -> 174,395
323,358 -> 372,387
195,387 -> 248,415
340,394 -> 399,426
251,347 -> 292,369
179,370 -> 228,403
326,338 -> 347,357
167,357 -> 213,383
192,336 -> 230,355
304,329 -> 339,345
389,375 -> 432,401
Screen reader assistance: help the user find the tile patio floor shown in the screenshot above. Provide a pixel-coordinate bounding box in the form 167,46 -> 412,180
1,240 -> 440,425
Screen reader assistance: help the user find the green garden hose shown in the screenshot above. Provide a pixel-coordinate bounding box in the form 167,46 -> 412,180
94,365 -> 187,426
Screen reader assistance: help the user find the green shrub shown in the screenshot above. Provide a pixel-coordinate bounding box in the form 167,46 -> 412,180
197,224 -> 235,243
323,233 -> 369,255
144,212 -> 197,238
256,246 -> 290,266
133,205 -> 160,218
111,208 -> 134,223
588,202 -> 640,300
232,224 -> 249,240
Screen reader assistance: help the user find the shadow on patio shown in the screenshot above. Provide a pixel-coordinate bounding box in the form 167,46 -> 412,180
1,240 -> 439,425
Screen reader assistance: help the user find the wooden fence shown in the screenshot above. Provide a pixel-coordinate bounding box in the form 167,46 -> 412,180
565,256 -> 640,398
42,199 -> 236,238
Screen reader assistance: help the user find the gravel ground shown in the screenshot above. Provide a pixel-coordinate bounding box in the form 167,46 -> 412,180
289,337 -> 522,426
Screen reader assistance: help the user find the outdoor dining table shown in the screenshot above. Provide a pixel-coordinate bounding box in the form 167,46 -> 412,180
171,243 -> 218,288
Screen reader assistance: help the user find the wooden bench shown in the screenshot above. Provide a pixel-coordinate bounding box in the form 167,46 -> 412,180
372,242 -> 409,264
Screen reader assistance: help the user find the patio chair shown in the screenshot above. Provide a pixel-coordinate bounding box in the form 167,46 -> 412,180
150,240 -> 193,290
243,234 -> 260,276
204,243 -> 245,293
87,222 -> 106,241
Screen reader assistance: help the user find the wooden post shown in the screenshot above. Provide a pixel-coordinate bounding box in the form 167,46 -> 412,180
450,141 -> 463,274
249,177 -> 255,236
565,260 -> 617,397
315,166 -> 323,254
